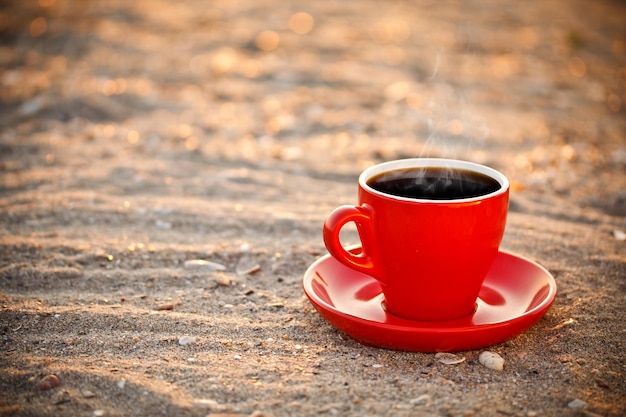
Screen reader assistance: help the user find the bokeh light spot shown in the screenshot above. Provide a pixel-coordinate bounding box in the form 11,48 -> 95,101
568,56 -> 586,78
382,45 -> 406,66
211,47 -> 237,74
134,78 -> 152,96
185,136 -> 199,151
178,124 -> 192,138
406,92 -> 427,111
241,58 -> 262,78
189,53 -> 210,75
127,130 -> 140,144
115,78 -> 127,94
29,17 -> 47,37
391,20 -> 411,43
255,31 -> 280,52
101,124 -> 116,138
101,79 -> 117,96
288,12 -> 314,35
384,81 -> 411,101
560,144 -> 577,161
447,119 -> 464,136
369,19 -> 410,44
607,93 -> 621,112
0,13 -> 9,32
612,38 -> 625,57
49,56 -> 67,75
490,54 -> 519,79
518,26 -> 539,50
370,21 -> 393,44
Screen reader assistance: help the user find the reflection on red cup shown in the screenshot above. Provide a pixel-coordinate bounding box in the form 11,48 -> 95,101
323,158 -> 509,322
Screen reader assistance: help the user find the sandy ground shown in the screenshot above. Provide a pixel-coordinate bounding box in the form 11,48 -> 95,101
1,0 -> 625,416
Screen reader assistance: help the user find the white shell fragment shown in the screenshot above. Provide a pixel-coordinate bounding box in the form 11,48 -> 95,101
155,219 -> 172,229
613,230 -> 626,241
184,259 -> 226,271
435,352 -> 466,365
479,351 -> 505,371
178,336 -> 196,346
192,399 -> 219,408
568,399 -> 587,409
215,274 -> 232,287
237,264 -> 261,276
409,394 -> 432,406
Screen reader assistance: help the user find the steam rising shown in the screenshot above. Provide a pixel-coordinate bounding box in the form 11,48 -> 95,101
417,25 -> 491,179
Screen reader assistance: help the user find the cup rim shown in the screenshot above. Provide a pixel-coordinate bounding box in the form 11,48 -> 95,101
359,158 -> 509,203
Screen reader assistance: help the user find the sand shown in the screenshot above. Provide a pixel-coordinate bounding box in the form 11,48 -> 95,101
0,0 -> 624,416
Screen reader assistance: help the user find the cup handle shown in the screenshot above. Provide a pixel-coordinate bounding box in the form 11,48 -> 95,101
323,204 -> 384,282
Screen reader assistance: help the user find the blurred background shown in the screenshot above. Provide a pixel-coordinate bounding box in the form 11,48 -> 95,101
1,0 -> 625,213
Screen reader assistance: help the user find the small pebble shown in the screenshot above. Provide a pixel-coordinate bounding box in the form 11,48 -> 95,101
156,303 -> 174,311
94,410 -> 105,417
372,364 -> 383,368
52,390 -> 72,405
178,336 -> 196,346
266,302 -> 284,308
595,377 -> 610,388
479,351 -> 505,371
116,380 -> 126,389
237,264 -> 261,275
613,230 -> 626,241
38,374 -> 61,391
192,399 -> 218,408
234,354 -> 242,360
19,98 -> 43,116
410,394 -> 432,405
215,274 -> 232,287
184,259 -> 226,271
244,301 -> 258,311
155,219 -> 172,229
435,352 -> 466,365
568,398 -> 587,409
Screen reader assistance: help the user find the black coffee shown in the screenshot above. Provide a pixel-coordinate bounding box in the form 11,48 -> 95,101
367,167 -> 501,200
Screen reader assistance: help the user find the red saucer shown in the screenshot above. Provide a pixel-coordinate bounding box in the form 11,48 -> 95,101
303,247 -> 557,352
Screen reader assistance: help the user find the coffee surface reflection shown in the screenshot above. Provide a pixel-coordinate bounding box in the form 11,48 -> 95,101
366,167 -> 501,200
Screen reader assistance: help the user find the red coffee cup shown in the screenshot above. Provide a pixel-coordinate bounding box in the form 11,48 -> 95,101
323,158 -> 509,322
